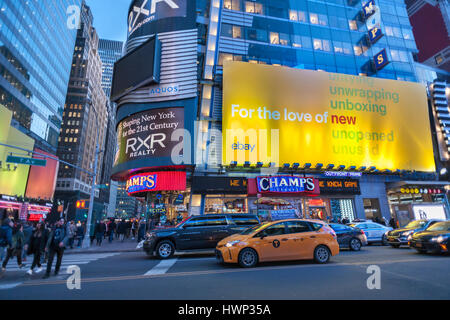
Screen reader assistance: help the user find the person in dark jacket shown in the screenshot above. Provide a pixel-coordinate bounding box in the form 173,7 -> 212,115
137,221 -> 146,242
94,221 -> 105,246
107,219 -> 116,243
76,222 -> 85,247
26,222 -> 45,275
0,217 -> 14,262
117,220 -> 127,242
22,222 -> 33,262
43,219 -> 68,279
2,223 -> 26,272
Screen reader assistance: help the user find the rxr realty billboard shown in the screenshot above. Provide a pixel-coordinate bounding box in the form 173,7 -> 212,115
222,61 -> 435,172
128,0 -> 187,38
114,107 -> 184,166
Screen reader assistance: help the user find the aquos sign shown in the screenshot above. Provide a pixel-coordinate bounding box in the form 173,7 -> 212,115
257,176 -> 320,195
128,0 -> 187,37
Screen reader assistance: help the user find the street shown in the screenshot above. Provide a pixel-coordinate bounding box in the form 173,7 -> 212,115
0,245 -> 448,300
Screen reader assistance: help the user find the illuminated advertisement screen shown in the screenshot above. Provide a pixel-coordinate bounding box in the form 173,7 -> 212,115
222,61 -> 435,172
114,107 -> 184,167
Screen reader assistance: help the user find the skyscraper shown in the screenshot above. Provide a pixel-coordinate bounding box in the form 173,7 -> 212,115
98,39 -> 123,217
55,1 -> 108,222
0,0 -> 81,221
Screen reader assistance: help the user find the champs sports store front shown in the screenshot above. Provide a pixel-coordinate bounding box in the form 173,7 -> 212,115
247,176 -> 361,223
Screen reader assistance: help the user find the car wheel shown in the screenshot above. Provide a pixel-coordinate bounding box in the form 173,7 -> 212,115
238,248 -> 258,268
349,238 -> 362,251
381,234 -> 388,246
156,240 -> 175,259
314,245 -> 331,264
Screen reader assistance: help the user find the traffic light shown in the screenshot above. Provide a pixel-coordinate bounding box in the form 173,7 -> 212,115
76,200 -> 89,209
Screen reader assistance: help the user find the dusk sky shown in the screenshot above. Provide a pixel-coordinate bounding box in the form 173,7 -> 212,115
85,0 -> 130,42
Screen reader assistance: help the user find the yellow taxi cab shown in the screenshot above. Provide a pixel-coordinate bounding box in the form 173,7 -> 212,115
215,219 -> 339,268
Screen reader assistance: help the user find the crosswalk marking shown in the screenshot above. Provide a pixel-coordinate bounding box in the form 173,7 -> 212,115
2,253 -> 119,273
144,259 -> 178,276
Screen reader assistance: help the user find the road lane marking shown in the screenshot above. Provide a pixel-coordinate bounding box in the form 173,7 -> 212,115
144,259 -> 178,276
0,282 -> 22,290
18,256 -> 449,287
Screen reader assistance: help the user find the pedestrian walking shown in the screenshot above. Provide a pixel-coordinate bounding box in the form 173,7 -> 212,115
43,218 -> 68,279
138,220 -> 146,242
22,222 -> 33,262
107,219 -> 116,243
76,222 -> 84,247
117,219 -> 126,242
66,221 -> 76,249
94,220 -> 105,246
26,222 -> 46,275
131,220 -> 138,240
0,215 -> 13,262
2,223 -> 26,272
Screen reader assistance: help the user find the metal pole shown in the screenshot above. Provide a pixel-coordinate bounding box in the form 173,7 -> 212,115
82,105 -> 101,249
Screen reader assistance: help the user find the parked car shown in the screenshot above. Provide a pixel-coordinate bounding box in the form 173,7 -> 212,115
386,219 -> 443,248
348,222 -> 392,245
329,223 -> 367,251
409,220 -> 450,254
215,219 -> 339,268
143,214 -> 260,259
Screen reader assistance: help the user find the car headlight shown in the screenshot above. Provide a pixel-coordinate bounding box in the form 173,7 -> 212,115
402,230 -> 414,237
431,235 -> 448,243
225,240 -> 242,247
407,234 -> 413,241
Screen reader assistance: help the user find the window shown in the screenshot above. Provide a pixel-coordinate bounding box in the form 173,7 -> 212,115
285,221 -> 311,234
310,13 -> 319,24
204,216 -> 228,226
279,33 -> 290,46
270,32 -> 280,45
349,20 -> 357,30
245,1 -> 263,14
257,223 -> 286,237
230,215 -> 259,226
232,26 -> 242,39
314,39 -> 330,52
289,10 -> 306,22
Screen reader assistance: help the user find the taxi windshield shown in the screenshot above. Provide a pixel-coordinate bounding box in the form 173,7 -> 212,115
426,221 -> 450,232
240,223 -> 270,235
405,220 -> 426,229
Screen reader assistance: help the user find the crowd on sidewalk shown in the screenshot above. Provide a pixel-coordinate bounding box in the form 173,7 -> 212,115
0,213 -> 152,279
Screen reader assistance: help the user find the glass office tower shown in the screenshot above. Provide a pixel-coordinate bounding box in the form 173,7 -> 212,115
0,0 -> 81,154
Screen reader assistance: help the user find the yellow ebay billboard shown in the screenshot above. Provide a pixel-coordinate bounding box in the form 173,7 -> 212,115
222,61 -> 435,172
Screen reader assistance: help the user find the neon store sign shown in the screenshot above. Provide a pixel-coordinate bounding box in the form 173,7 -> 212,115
127,174 -> 157,194
126,171 -> 187,195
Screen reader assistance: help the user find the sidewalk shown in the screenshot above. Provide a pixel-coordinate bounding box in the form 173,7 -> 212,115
63,239 -> 142,255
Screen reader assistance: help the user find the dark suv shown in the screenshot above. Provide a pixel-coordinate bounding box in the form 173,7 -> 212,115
143,214 -> 260,259
386,219 -> 443,248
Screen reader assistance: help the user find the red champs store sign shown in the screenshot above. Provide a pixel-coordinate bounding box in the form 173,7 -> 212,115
126,171 -> 186,196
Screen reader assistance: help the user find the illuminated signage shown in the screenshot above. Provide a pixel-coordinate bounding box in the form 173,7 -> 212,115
374,49 -> 389,70
126,171 -> 186,195
128,0 -> 187,37
222,62 -> 435,172
362,0 -> 376,18
257,176 -> 320,194
318,179 -> 361,194
114,107 -> 184,166
192,177 -> 248,194
324,171 -> 362,178
368,26 -> 383,44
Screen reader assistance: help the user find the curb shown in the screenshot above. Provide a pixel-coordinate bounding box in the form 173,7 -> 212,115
64,248 -> 141,255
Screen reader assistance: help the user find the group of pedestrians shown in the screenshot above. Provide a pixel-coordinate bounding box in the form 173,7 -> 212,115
93,218 -> 148,245
0,216 -> 87,279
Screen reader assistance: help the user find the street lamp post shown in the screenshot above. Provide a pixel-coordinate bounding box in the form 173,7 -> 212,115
82,103 -> 101,249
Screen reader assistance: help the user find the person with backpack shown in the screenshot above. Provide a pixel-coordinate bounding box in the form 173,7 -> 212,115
26,222 -> 46,275
43,218 -> 68,279
1,223 -> 26,272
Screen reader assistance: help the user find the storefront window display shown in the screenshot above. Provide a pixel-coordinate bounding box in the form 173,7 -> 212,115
204,195 -> 247,214
147,191 -> 191,226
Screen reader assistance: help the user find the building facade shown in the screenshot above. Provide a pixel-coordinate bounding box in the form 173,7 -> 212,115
55,1 -> 108,222
98,39 -> 124,218
110,0 -> 449,228
406,0 -> 450,72
0,0 -> 80,221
